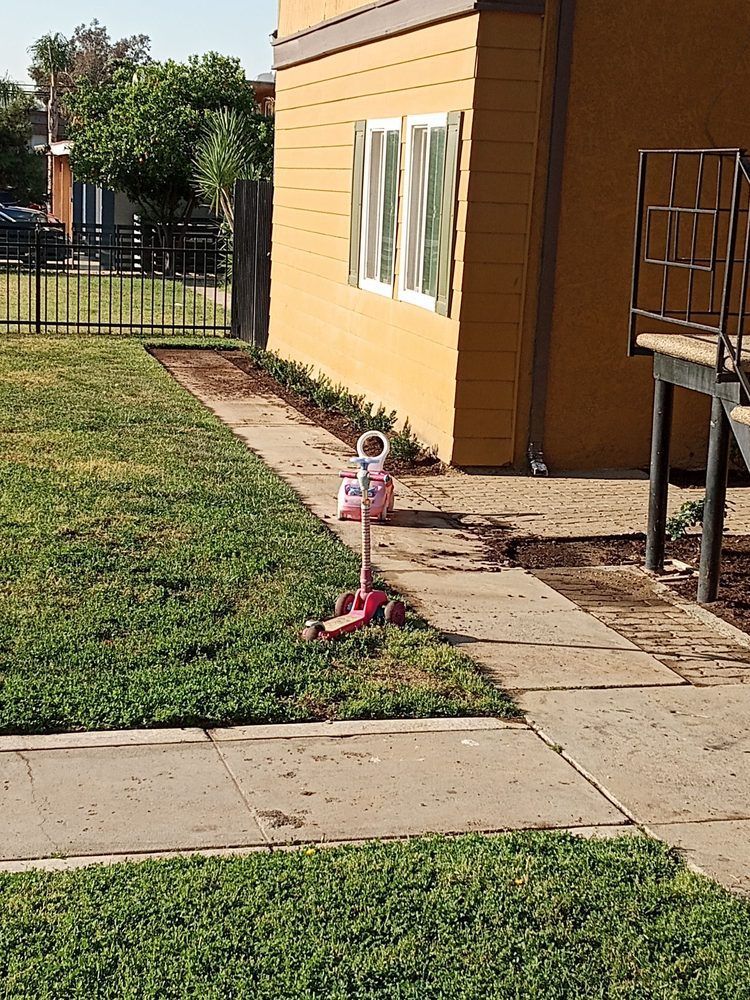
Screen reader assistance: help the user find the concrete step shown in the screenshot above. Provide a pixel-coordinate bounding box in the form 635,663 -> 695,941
636,331 -> 750,371
726,402 -> 750,470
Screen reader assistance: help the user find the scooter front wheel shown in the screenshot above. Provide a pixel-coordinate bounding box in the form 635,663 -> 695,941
334,592 -> 356,616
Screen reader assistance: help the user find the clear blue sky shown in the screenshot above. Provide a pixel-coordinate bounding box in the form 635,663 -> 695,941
1,0 -> 278,84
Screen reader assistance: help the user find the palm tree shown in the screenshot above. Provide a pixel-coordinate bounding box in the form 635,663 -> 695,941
0,77 -> 24,109
28,33 -> 73,201
193,107 -> 273,230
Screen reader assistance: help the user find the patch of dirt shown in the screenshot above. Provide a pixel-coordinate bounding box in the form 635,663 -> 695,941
257,809 -> 306,830
482,531 -> 750,637
222,350 -> 443,479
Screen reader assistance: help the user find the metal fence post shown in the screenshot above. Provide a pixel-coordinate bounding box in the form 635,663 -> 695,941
34,225 -> 42,335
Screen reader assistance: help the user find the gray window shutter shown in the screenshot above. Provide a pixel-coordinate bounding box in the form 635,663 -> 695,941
436,111 -> 462,317
349,120 -> 367,287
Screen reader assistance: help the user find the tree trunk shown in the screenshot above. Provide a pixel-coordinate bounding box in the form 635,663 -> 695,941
46,70 -> 58,213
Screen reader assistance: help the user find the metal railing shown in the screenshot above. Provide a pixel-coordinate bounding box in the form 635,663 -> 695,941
629,148 -> 750,399
0,220 -> 231,336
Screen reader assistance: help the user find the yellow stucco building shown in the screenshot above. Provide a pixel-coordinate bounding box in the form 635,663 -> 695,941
268,0 -> 750,470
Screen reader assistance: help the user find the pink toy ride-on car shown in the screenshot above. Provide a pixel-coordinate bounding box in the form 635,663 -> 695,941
337,431 -> 395,522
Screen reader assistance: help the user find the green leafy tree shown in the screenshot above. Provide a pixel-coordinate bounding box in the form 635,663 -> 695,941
0,78 -> 45,203
28,21 -> 151,94
28,22 -> 151,203
66,20 -> 151,87
66,54 -> 268,226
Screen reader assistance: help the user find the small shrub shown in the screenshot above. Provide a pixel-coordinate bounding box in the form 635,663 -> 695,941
666,496 -> 733,541
247,346 -> 429,463
667,498 -> 707,541
391,420 -> 422,462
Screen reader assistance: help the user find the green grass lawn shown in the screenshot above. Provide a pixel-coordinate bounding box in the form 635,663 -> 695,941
0,274 -> 230,333
0,337 -> 509,734
2,834 -> 749,999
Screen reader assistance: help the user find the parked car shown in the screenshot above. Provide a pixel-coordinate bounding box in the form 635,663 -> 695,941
0,207 -> 70,265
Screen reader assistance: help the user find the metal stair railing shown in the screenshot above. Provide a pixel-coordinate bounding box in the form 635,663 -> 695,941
629,148 -> 750,403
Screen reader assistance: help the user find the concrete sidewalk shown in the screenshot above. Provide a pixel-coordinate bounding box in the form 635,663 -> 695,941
0,718 -> 630,872
152,349 -> 750,893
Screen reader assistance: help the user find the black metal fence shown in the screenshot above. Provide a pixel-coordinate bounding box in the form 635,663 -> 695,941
629,147 -> 750,400
231,179 -> 273,347
0,219 -> 232,336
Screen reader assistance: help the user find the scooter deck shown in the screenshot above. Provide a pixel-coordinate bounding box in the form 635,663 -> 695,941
321,611 -> 367,636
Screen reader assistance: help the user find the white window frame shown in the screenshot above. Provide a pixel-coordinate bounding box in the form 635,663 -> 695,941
398,113 -> 449,312
359,118 -> 402,298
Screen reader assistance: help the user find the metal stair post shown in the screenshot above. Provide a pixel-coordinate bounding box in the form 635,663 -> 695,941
698,395 -> 731,603
645,377 -> 674,572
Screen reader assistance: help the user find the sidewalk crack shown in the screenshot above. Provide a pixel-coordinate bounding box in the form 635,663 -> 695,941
205,732 -> 270,845
16,751 -> 57,853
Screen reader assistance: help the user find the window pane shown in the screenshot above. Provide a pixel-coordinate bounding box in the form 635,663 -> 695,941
421,125 -> 447,298
405,126 -> 428,292
364,130 -> 384,281
379,130 -> 399,285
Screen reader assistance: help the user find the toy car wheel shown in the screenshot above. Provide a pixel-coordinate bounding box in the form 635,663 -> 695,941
384,600 -> 406,627
334,592 -> 356,616
301,623 -> 326,642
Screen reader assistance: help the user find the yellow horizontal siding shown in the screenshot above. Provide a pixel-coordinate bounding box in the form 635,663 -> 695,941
459,321 -> 521,352
270,17 -> 481,457
274,205 -> 351,238
457,292 -> 523,324
476,11 -> 543,49
454,9 -> 544,462
452,435 -> 514,466
275,123 -> 354,149
274,167 -> 352,193
278,17 -> 480,88
455,380 -> 515,410
272,259 -> 464,352
472,47 -> 542,81
274,188 -> 351,215
273,241 -> 347,284
277,81 -> 477,130
271,7 -> 544,465
456,203 -> 530,235
454,261 -> 525,293
277,49 -> 480,109
273,222 -> 347,262
279,0 -> 369,38
456,350 -> 518,381
460,171 -> 533,203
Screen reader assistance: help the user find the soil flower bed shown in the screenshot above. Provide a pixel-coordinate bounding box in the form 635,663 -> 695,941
489,533 -> 750,637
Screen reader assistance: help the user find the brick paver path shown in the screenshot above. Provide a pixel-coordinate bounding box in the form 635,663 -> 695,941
401,470 -> 750,538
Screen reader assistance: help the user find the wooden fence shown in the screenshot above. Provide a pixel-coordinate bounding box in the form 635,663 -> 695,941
231,179 -> 273,347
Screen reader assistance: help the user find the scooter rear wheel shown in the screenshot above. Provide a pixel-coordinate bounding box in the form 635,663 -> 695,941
301,623 -> 326,642
334,592 -> 356,616
384,600 -> 406,627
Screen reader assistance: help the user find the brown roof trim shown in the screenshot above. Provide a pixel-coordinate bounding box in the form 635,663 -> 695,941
274,0 -> 545,70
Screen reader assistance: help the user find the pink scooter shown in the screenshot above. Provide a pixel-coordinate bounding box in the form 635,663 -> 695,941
337,431 -> 395,522
302,452 -> 405,642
